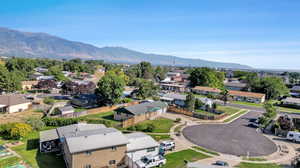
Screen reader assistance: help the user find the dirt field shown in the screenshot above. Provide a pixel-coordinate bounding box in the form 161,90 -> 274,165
0,109 -> 43,124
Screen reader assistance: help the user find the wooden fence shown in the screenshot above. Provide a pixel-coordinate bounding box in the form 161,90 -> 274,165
121,111 -> 159,128
168,105 -> 227,120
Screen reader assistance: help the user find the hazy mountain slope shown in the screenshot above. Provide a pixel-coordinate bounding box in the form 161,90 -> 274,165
0,27 -> 251,69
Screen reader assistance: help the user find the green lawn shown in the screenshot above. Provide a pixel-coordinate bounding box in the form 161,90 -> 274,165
135,118 -> 175,133
235,162 -> 282,168
242,157 -> 266,161
217,106 -> 241,115
0,156 -> 22,168
195,109 -> 217,116
232,101 -> 263,107
149,134 -> 171,141
10,128 -> 65,168
82,111 -> 120,125
224,110 -> 248,123
162,149 -> 210,168
191,146 -> 220,156
174,124 -> 184,133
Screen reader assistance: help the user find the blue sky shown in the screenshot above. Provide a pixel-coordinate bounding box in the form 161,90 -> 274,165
1,0 -> 300,69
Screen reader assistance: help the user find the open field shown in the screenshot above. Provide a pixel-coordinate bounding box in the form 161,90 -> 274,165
134,117 -> 175,133
0,109 -> 43,124
162,149 -> 210,168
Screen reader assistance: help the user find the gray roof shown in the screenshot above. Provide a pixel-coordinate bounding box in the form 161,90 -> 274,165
225,82 -> 247,88
40,129 -> 59,142
122,101 -> 168,115
282,97 -> 300,104
58,106 -> 74,112
126,132 -> 159,152
0,95 -> 30,106
56,123 -> 106,138
66,127 -> 129,154
161,93 -> 186,101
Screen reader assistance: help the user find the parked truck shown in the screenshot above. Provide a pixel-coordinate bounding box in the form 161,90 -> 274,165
135,155 -> 166,168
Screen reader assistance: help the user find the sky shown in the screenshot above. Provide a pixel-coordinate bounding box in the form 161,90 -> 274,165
1,0 -> 300,69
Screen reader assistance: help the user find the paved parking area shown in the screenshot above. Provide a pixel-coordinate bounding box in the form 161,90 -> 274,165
182,111 -> 277,156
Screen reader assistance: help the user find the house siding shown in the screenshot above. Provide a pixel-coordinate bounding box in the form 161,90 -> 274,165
8,102 -> 31,113
70,145 -> 127,168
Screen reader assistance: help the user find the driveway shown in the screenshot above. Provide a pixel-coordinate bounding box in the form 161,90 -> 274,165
182,111 -> 277,156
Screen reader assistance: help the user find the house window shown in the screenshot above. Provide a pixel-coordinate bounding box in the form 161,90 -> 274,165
84,164 -> 91,168
147,147 -> 156,152
85,151 -> 92,155
111,146 -> 117,151
109,160 -> 116,165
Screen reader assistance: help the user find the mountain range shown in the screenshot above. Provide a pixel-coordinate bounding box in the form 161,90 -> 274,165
0,27 -> 251,69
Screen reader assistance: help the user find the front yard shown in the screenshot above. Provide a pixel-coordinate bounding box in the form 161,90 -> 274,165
235,162 -> 282,168
130,117 -> 175,133
162,149 -> 210,168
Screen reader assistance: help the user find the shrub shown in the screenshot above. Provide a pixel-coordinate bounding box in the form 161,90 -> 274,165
175,118 -> 182,123
122,98 -> 132,103
145,123 -> 155,132
43,97 -> 55,105
10,123 -> 32,139
42,117 -> 80,127
25,117 -> 45,131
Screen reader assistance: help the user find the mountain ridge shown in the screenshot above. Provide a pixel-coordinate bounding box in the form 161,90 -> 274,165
0,27 -> 252,69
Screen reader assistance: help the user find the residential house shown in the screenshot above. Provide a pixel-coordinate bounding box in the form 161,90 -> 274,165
21,80 -> 39,90
291,86 -> 300,97
160,93 -> 213,109
192,86 -> 265,103
0,95 -> 32,113
228,90 -> 266,103
114,101 -> 168,122
160,83 -> 186,92
57,106 -> 75,117
40,124 -> 162,168
40,123 -> 129,168
71,94 -> 99,108
224,82 -> 247,91
125,132 -> 159,168
192,86 -> 221,96
282,97 -> 300,108
34,67 -> 48,73
36,75 -> 55,81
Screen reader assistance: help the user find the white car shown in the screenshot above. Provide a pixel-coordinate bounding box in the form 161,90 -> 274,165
160,141 -> 175,151
136,155 -> 166,168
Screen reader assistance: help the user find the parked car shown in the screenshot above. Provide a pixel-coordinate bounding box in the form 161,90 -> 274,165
160,141 -> 175,151
214,160 -> 229,166
136,155 -> 166,168
248,123 -> 259,128
287,131 -> 300,142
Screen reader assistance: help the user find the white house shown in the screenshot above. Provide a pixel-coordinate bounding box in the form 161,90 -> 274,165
125,132 -> 160,168
0,95 -> 32,113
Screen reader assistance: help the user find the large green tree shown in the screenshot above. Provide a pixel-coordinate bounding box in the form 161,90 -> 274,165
250,76 -> 289,99
189,67 -> 224,88
185,92 -> 195,112
0,65 -> 21,92
47,65 -> 68,81
135,79 -> 159,99
96,69 -> 127,105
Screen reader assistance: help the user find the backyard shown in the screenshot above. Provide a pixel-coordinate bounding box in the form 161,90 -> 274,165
162,149 -> 210,168
130,117 -> 175,133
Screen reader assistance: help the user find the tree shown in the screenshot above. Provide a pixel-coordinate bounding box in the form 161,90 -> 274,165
134,79 -> 159,99
195,99 -> 204,109
47,65 -> 68,81
289,72 -> 300,85
25,117 -> 45,131
250,77 -> 289,99
126,62 -> 154,79
185,93 -> 195,112
189,67 -> 224,88
10,123 -> 32,139
154,66 -> 167,81
0,65 -> 21,93
220,89 -> 229,105
95,70 -> 126,105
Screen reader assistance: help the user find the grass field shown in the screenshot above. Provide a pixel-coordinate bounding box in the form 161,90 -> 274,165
136,118 -> 175,133
82,111 -> 120,125
224,110 -> 248,123
162,149 -> 210,168
174,124 -> 185,133
10,128 -> 65,168
242,157 -> 266,161
0,156 -> 22,168
149,134 -> 171,141
235,162 -> 281,168
218,106 -> 241,115
191,146 -> 220,156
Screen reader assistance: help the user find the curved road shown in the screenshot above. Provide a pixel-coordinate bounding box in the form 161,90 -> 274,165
183,110 -> 277,156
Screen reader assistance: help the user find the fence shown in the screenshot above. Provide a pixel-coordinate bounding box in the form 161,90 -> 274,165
168,105 -> 227,120
86,101 -> 140,115
121,111 -> 159,128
